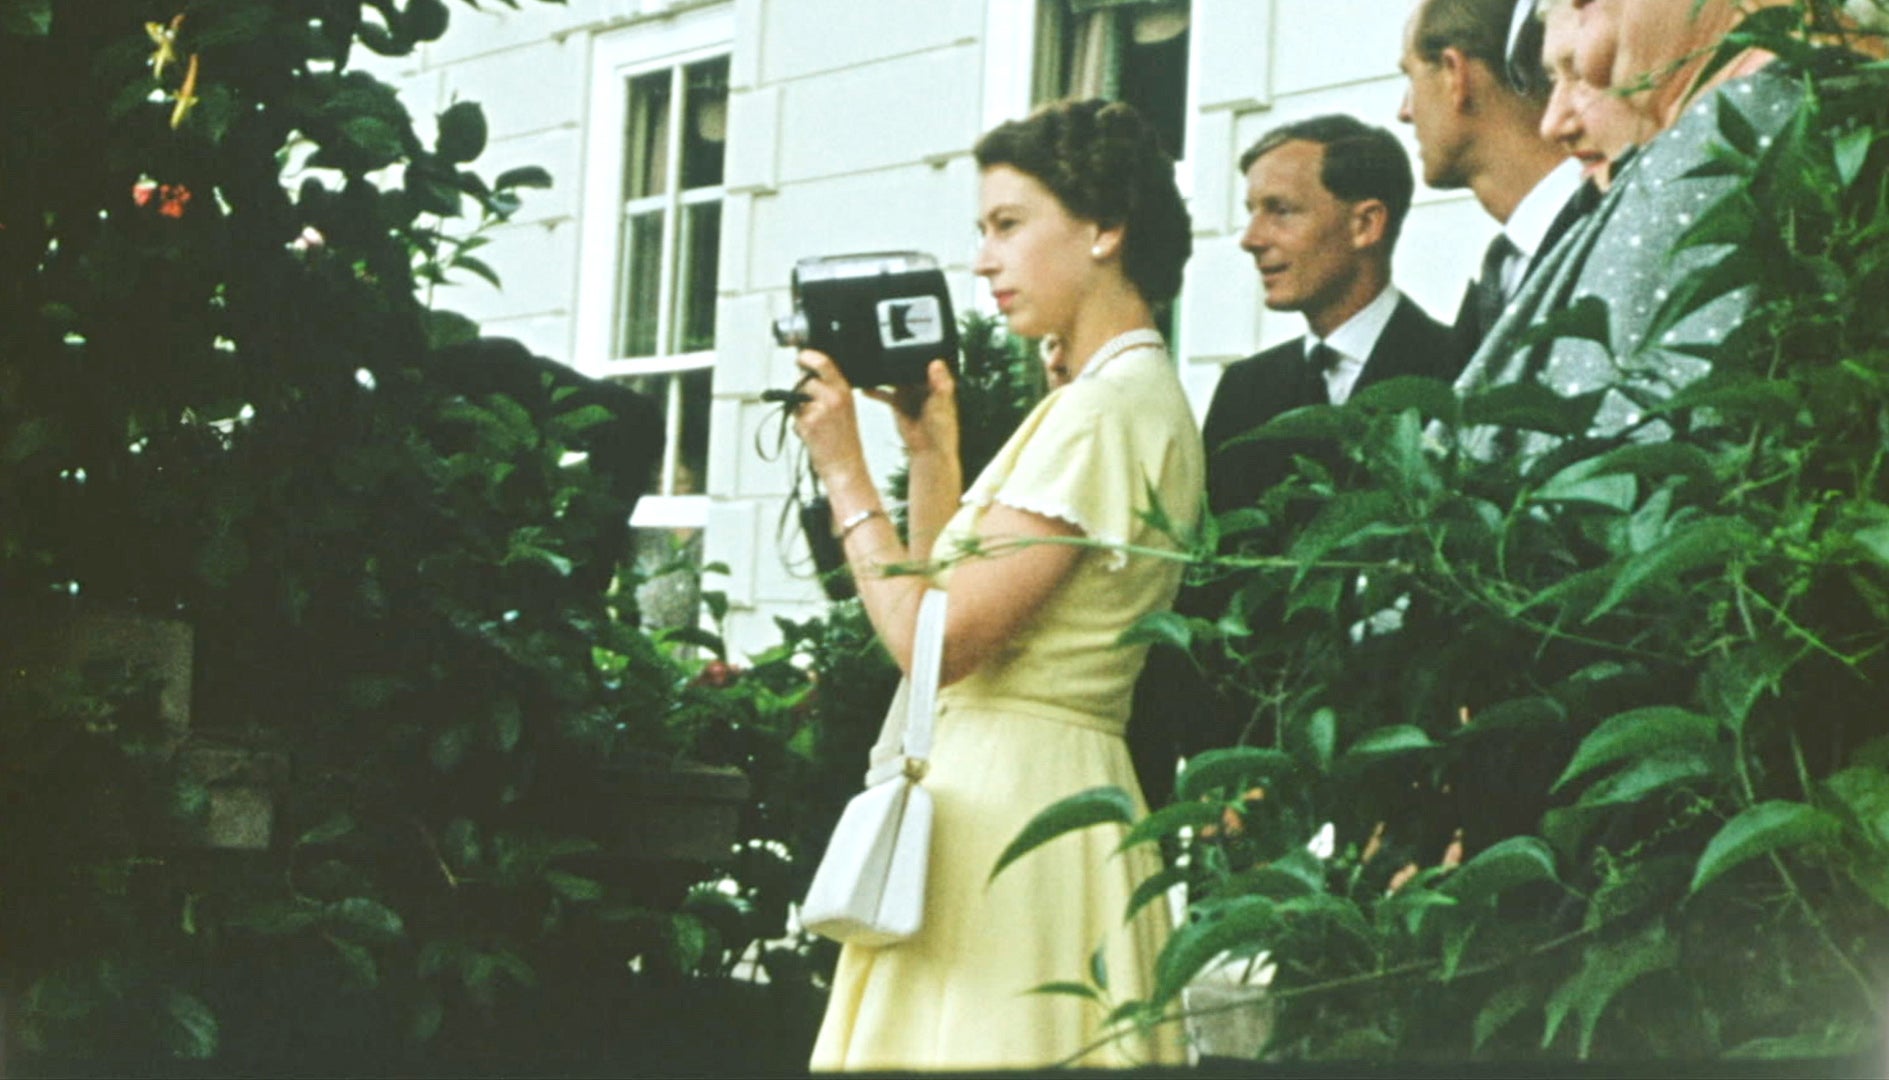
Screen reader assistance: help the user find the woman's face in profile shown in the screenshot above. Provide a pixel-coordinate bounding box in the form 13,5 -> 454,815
1579,0 -> 1742,118
973,165 -> 1097,341
1542,1 -> 1653,185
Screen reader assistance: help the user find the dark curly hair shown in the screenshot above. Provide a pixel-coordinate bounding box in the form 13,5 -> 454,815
973,99 -> 1193,307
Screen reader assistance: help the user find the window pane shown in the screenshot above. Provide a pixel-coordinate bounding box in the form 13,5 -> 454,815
616,211 -> 664,358
622,70 -> 672,200
681,58 -> 729,191
625,373 -> 673,492
1120,6 -> 1190,159
677,366 -> 712,495
676,201 -> 721,353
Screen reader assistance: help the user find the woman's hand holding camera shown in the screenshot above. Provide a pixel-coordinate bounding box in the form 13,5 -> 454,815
791,352 -> 959,477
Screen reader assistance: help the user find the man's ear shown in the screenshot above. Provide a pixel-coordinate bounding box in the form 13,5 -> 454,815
1350,199 -> 1390,252
1441,45 -> 1473,112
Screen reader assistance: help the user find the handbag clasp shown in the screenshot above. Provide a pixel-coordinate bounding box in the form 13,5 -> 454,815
903,757 -> 929,782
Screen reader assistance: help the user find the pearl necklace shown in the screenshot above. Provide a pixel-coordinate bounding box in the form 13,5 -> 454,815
1074,328 -> 1166,382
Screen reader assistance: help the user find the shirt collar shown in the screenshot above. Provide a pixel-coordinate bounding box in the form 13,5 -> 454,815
1504,158 -> 1586,260
1306,284 -> 1401,366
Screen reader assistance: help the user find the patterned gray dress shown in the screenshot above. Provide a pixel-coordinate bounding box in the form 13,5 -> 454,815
1453,63 -> 1807,461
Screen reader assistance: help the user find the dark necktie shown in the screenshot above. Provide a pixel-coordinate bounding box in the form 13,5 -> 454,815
1473,233 -> 1520,340
1307,342 -> 1341,405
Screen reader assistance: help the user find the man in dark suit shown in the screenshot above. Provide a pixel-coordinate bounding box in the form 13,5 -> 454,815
1201,115 -> 1454,516
1398,0 -> 1594,361
1127,116 -> 1452,805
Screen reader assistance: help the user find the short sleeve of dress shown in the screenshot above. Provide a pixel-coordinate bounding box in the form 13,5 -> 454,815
965,381 -> 1145,569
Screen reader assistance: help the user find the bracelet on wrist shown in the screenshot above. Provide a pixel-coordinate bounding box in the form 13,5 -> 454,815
835,507 -> 888,543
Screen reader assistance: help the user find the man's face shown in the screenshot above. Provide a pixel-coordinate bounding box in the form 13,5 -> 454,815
1239,140 -> 1370,322
1397,11 -> 1470,189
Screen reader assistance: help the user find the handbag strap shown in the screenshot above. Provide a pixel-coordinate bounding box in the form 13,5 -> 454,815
864,588 -> 947,786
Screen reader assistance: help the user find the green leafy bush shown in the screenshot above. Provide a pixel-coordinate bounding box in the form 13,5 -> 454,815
1008,21 -> 1889,1066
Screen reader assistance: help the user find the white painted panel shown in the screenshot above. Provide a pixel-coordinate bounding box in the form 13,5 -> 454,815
1196,0 -> 1274,110
469,312 -> 576,366
725,85 -> 782,194
747,166 -> 977,290
1394,193 -> 1493,331
1272,0 -> 1411,96
710,292 -> 779,396
435,216 -> 580,322
704,498 -> 760,607
439,38 -> 588,141
1190,108 -> 1239,236
776,46 -> 982,184
479,126 -> 585,224
1178,234 -> 1264,364
421,0 -> 613,68
757,0 -> 981,84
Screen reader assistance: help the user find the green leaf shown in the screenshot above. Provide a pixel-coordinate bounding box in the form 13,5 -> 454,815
1028,981 -> 1101,1001
1555,707 -> 1722,791
1698,640 -> 1796,736
328,897 -> 407,942
1728,1026 -> 1870,1061
299,813 -> 356,846
230,898 -> 324,935
1586,517 -> 1760,623
1835,128 -> 1874,188
1089,944 -> 1110,993
491,697 -> 523,753
1174,747 -> 1295,802
1825,766 -> 1889,850
1152,896 -> 1279,1006
1511,294 -> 1613,353
340,116 -> 405,163
429,724 -> 469,773
1285,707 -> 1337,772
544,870 -> 604,902
1541,921 -> 1678,1058
1117,800 -> 1223,852
1690,800 -> 1843,894
424,309 -> 480,349
436,101 -> 487,164
989,786 -> 1136,882
408,994 -> 445,1046
1574,749 -> 1721,809
495,165 -> 555,190
444,818 -> 481,869
1286,491 -> 1405,583
1343,725 -> 1436,761
403,0 -> 451,41
1125,864 -> 1189,922
1,0 -> 51,36
1346,375 -> 1459,420
326,934 -> 379,988
1473,982 -> 1538,1054
1119,609 -> 1192,652
452,254 -> 502,289
1442,837 -> 1560,904
1530,458 -> 1638,513
1462,380 -> 1605,437
163,990 -> 219,1060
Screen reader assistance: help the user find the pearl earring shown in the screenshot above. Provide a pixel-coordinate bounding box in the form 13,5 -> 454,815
1091,244 -> 1105,259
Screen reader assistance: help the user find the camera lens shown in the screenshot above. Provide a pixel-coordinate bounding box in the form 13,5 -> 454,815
771,312 -> 810,348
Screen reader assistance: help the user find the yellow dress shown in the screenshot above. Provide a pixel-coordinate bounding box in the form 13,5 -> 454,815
810,331 -> 1204,1071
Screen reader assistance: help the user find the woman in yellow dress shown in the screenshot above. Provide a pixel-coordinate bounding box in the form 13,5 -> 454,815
790,99 -> 1202,1071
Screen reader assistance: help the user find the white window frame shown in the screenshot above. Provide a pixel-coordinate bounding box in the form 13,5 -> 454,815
574,5 -> 734,531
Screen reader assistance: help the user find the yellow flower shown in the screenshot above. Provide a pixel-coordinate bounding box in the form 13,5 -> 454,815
170,53 -> 200,130
145,15 -> 183,80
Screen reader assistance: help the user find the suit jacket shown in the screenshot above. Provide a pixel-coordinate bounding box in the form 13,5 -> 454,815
1449,181 -> 1599,366
1201,294 -> 1455,517
1127,294 -> 1453,806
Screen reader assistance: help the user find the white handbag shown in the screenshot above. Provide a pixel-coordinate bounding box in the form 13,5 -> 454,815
799,588 -> 947,947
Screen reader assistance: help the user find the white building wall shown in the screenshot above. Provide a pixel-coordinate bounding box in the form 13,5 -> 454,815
373,0 -> 1502,660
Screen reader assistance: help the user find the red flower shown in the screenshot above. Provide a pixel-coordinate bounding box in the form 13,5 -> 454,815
133,180 -> 192,218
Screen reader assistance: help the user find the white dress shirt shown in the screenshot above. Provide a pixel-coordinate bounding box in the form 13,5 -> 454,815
1303,284 -> 1403,405
1498,157 -> 1586,296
